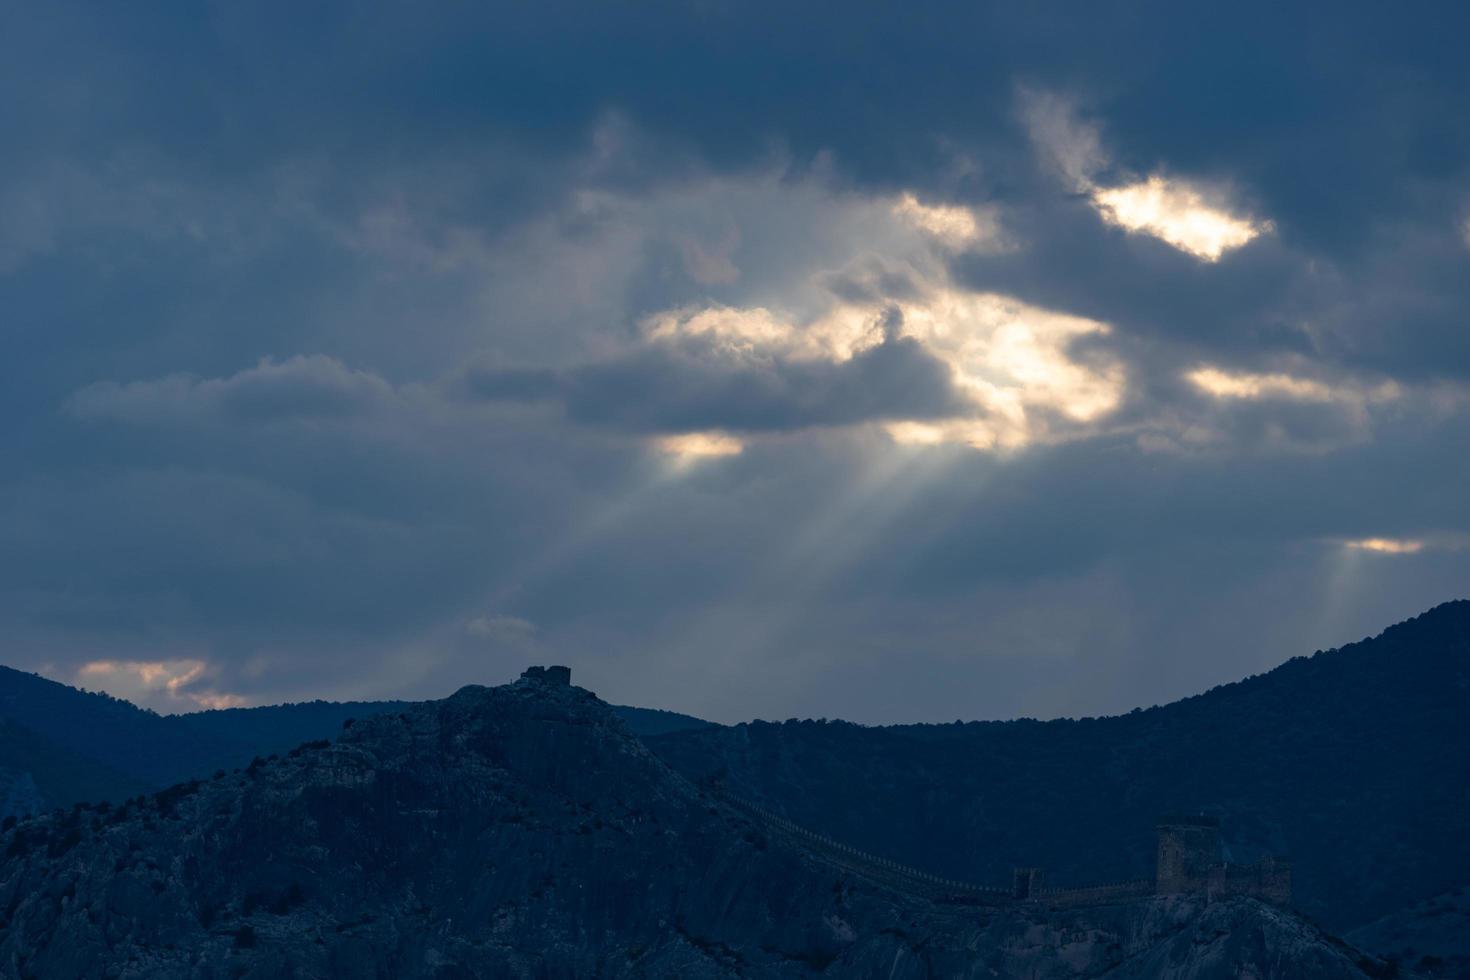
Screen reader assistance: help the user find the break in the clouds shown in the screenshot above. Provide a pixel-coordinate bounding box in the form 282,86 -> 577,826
2,0 -> 1469,720
1019,87 -> 1276,265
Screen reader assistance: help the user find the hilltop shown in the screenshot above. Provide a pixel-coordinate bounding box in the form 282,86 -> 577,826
0,666 -> 712,817
0,670 -> 1389,978
647,600 -> 1470,930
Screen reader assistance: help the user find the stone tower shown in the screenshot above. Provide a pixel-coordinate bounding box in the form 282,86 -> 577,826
1155,815 -> 1221,894
520,665 -> 572,687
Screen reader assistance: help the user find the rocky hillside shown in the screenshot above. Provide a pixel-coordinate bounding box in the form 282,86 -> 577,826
0,671 -> 1390,979
648,601 -> 1470,931
0,666 -> 713,818
1349,886 -> 1470,979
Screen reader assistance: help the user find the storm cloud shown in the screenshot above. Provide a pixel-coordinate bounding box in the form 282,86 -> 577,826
2,0 -> 1468,720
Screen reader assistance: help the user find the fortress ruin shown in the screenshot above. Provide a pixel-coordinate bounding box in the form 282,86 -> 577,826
519,665 -> 572,687
1153,814 -> 1291,905
1005,814 -> 1291,906
721,792 -> 1292,909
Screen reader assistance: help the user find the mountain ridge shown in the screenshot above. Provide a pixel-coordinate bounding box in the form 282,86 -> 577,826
646,599 -> 1470,930
0,671 -> 1394,979
0,666 -> 714,817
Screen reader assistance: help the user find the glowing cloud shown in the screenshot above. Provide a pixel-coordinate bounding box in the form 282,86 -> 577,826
644,306 -> 795,354
892,193 -> 990,248
656,431 -> 745,461
1019,91 -> 1271,262
1092,177 -> 1267,261
883,419 -> 999,450
883,420 -> 954,447
638,158 -> 1127,452
75,659 -> 247,711
1187,366 -> 1400,405
892,291 -> 1123,442
646,289 -> 1124,451
1344,537 -> 1424,554
1187,367 -> 1336,402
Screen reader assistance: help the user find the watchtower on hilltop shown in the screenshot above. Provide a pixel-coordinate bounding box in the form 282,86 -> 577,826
520,665 -> 572,687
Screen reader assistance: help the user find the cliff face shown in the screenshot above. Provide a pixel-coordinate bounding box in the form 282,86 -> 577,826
0,676 -> 1391,979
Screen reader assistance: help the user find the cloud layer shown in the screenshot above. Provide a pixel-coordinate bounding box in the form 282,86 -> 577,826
2,0 -> 1469,719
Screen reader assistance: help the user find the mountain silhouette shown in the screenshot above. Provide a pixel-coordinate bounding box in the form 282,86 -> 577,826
646,600 -> 1470,931
0,666 -> 713,818
0,670 -> 1392,978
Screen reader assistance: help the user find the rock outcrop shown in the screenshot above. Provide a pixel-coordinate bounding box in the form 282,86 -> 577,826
0,672 -> 1394,978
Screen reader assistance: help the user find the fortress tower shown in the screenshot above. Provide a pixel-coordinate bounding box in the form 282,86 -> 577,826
1154,814 -> 1291,904
1155,815 -> 1222,894
520,665 -> 572,687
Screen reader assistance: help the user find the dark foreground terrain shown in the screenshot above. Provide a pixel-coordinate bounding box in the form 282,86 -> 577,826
0,672 -> 1393,979
649,601 -> 1470,932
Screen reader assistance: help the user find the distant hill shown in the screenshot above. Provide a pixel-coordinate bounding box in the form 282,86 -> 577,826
3,603 -> 1464,931
0,666 -> 716,818
170,699 -> 712,750
0,716 -> 150,818
606,704 -> 719,737
169,700 -> 414,760
1349,886 -> 1470,979
647,600 -> 1470,931
0,674 -> 1391,979
0,666 -> 244,788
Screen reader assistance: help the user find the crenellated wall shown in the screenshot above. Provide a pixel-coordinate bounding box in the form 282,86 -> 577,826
1204,856 -> 1292,905
1154,814 -> 1290,905
1039,879 -> 1155,907
716,791 -> 1289,910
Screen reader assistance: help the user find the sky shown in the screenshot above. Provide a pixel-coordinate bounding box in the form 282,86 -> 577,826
3,0 -> 1469,722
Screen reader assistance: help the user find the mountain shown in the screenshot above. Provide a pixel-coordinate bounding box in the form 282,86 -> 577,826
170,700 -> 414,760
172,700 -> 712,748
0,671 -> 1392,979
0,666 -> 242,789
646,600 -> 1470,931
2,600 -> 1464,942
605,704 -> 718,737
0,667 -> 715,816
0,717 -> 150,819
1349,886 -> 1470,979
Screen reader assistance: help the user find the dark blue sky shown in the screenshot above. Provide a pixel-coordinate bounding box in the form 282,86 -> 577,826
3,0 -> 1468,720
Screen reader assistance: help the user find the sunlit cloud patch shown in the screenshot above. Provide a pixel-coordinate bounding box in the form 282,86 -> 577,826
1091,176 -> 1269,261
1343,537 -> 1425,555
645,288 -> 1124,451
895,291 -> 1123,436
1021,89 -> 1270,262
74,659 -> 246,712
656,430 -> 745,461
891,192 -> 999,250
1186,366 -> 1400,405
1187,367 -> 1337,402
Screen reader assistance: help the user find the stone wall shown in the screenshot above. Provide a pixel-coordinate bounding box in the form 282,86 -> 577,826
717,793 -> 1289,911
